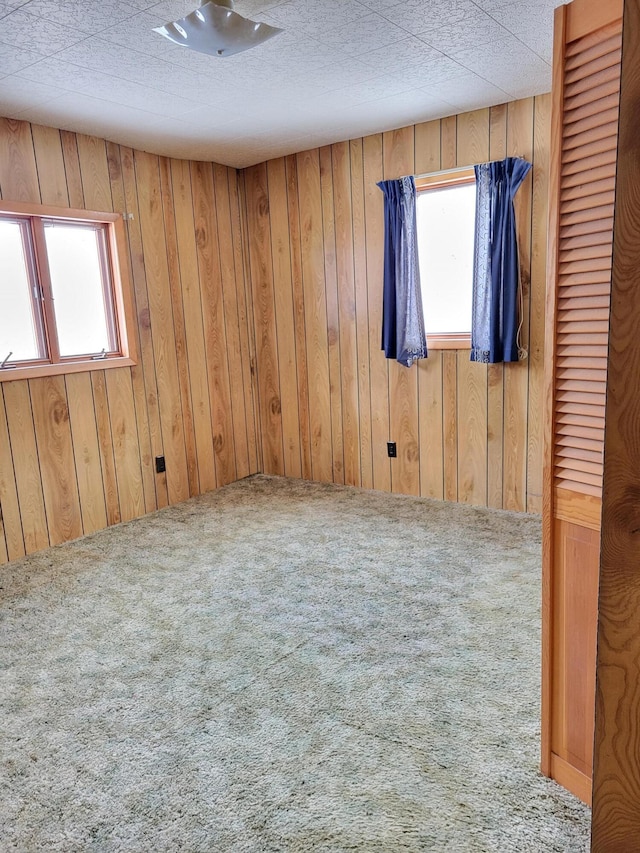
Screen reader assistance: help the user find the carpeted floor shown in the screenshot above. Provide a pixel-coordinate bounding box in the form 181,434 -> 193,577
0,475 -> 590,852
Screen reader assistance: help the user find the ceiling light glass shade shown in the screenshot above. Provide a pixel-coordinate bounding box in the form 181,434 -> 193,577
153,1 -> 283,58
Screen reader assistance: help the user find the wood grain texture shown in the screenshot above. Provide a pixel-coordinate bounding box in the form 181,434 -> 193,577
319,145 -> 344,485
592,0 -> 640,843
31,124 -> 68,206
383,127 -> 420,497
119,146 -> 168,511
350,139 -> 373,490
297,148 -> 333,483
65,372 -> 108,535
3,381 -> 50,552
244,162 -> 284,476
285,154 -> 312,481
504,99 -> 535,512
267,157 -> 301,479
363,133 -> 391,493
213,163 -> 250,482
105,367 -> 145,523
0,388 -> 27,560
0,118 -> 257,560
170,158 -> 216,493
0,117 -> 39,202
192,161 -> 238,488
135,150 -> 190,502
107,142 -> 156,514
333,141 -> 360,488
29,376 -> 83,546
241,99 -> 547,509
541,0 -> 622,806
229,168 -> 260,478
1,103 -> 544,562
159,156 -> 199,497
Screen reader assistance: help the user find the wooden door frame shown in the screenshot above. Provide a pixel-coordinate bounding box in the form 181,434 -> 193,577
591,0 -> 640,846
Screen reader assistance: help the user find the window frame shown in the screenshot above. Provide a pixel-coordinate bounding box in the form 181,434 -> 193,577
0,201 -> 137,382
415,166 -> 476,351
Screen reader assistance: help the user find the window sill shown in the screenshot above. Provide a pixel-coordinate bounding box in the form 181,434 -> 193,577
0,356 -> 136,383
427,334 -> 471,350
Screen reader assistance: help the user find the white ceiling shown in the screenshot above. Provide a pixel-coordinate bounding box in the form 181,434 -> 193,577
0,0 -> 565,168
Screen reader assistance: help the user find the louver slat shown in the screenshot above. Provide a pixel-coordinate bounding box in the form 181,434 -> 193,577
552,26 -> 621,498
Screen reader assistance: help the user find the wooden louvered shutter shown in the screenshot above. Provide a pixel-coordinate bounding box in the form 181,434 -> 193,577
542,0 -> 622,807
555,21 -> 621,497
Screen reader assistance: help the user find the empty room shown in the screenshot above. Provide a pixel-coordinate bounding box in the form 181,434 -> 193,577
1,0 -> 638,849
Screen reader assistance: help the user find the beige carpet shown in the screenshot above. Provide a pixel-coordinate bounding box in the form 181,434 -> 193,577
0,475 -> 590,851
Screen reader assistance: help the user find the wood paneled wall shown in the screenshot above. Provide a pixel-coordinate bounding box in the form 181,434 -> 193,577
0,117 -> 259,564
243,96 -> 551,512
0,97 -> 550,563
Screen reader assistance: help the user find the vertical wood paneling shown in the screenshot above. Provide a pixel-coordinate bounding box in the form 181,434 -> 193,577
350,138 -> 373,490
76,133 -> 112,212
528,94 -> 552,514
106,142 -> 157,514
243,162 -> 284,476
104,367 -> 145,523
60,131 -> 84,208
135,150 -> 190,503
159,156 -> 199,497
297,148 -> 333,483
170,158 -> 216,494
31,124 -> 69,206
441,117 -> 459,503
193,161 -> 236,487
0,117 -> 39,202
65,372 -> 108,535
443,351 -> 459,502
213,164 -> 250,481
487,104 -> 508,509
3,381 -> 50,553
416,120 -> 444,501
266,158 -> 301,479
0,390 -> 25,561
333,141 -> 360,488
363,133 -> 391,493
243,97 -> 547,512
319,145 -> 344,485
456,110 -> 490,506
229,169 -> 260,477
119,146 -> 167,511
0,117 -> 258,561
286,154 -> 312,481
91,369 -> 121,527
0,99 -> 546,563
504,99 -> 535,511
383,127 -> 420,497
29,376 -> 83,546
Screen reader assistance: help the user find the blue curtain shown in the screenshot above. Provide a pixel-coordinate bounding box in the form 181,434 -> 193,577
377,176 -> 427,368
470,157 -> 532,364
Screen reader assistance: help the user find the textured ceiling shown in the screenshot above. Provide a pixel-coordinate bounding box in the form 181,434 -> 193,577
0,0 -> 565,168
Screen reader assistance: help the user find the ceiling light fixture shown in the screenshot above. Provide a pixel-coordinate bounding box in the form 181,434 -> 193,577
153,0 -> 283,58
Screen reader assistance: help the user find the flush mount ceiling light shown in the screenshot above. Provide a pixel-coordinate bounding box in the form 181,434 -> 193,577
153,0 -> 283,58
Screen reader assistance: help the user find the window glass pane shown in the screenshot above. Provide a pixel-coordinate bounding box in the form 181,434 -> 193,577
417,183 -> 476,335
0,220 -> 43,362
44,222 -> 115,357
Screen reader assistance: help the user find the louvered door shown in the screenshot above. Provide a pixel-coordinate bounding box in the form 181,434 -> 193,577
542,0 -> 622,806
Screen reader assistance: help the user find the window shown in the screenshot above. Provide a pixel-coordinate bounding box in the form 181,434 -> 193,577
415,168 -> 476,349
0,202 -> 136,380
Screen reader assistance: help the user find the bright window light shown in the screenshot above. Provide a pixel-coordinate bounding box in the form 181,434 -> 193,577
0,219 -> 43,362
44,222 -> 115,358
416,181 -> 476,338
0,204 -> 133,380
